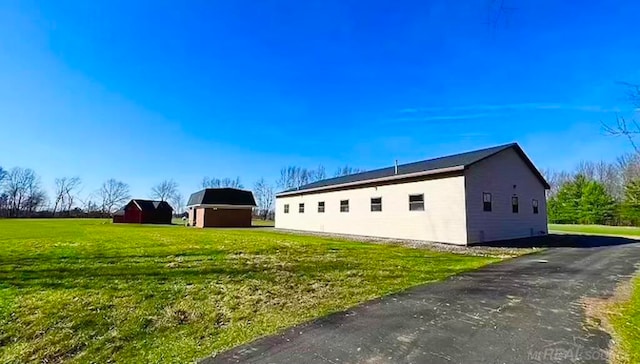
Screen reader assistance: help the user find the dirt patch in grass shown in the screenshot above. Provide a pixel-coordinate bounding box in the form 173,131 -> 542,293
583,275 -> 637,364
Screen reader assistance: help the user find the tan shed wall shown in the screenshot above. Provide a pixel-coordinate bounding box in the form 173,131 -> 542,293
190,207 -> 252,228
464,148 -> 548,243
275,174 -> 467,245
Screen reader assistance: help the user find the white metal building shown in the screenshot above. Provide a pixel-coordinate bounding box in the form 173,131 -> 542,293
275,143 -> 549,245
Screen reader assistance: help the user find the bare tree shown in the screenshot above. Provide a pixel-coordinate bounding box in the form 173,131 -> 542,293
170,192 -> 185,215
52,177 -> 81,216
202,176 -> 243,189
308,165 -> 326,182
603,83 -> 640,153
78,193 -> 101,215
98,179 -> 131,214
202,176 -> 221,188
0,193 -> 8,218
334,165 -> 364,177
3,167 -> 42,217
253,178 -> 275,220
24,189 -> 47,214
593,160 -> 623,199
0,167 -> 5,216
277,166 -> 310,190
150,179 -> 178,201
603,115 -> 640,153
220,177 -> 243,188
541,168 -> 573,198
617,153 -> 640,183
575,161 -> 596,180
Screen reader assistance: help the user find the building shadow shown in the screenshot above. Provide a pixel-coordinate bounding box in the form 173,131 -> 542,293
471,234 -> 639,248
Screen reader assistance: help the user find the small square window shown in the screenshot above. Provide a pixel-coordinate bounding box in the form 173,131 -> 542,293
340,200 -> 349,212
512,196 -> 519,213
532,199 -> 539,214
299,203 -> 305,213
483,193 -> 492,212
409,194 -> 425,211
318,201 -> 325,213
284,204 -> 289,214
371,197 -> 382,212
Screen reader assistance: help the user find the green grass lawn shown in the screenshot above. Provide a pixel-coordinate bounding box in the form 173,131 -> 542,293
549,224 -> 640,237
609,275 -> 640,363
251,219 -> 275,227
0,219 -> 501,363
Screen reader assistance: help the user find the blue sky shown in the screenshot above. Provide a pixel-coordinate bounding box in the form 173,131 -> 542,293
1,0 -> 639,201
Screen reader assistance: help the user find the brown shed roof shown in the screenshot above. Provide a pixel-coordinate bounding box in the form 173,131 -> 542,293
187,188 -> 257,207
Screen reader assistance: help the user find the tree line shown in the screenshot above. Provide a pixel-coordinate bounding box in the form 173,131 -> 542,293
0,164 -> 364,220
544,153 -> 640,225
6,153 -> 640,226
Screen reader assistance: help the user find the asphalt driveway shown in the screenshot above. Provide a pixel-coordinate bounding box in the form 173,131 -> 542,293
203,235 -> 640,364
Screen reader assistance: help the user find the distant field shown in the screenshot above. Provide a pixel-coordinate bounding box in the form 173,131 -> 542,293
251,219 -> 275,227
170,218 -> 275,227
549,224 -> 640,237
0,219 -> 500,363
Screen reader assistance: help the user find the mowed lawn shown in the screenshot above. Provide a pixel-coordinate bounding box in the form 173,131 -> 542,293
549,223 -> 640,237
0,219 -> 501,363
609,275 -> 640,364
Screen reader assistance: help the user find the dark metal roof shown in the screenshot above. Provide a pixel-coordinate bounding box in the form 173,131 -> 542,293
187,188 -> 257,206
278,143 -> 549,195
127,199 -> 173,211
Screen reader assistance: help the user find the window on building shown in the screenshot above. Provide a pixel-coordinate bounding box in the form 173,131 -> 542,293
371,197 -> 382,212
512,196 -> 519,213
318,201 -> 325,213
409,194 -> 425,211
284,204 -> 289,214
340,200 -> 349,212
299,203 -> 304,213
483,193 -> 492,212
533,199 -> 539,214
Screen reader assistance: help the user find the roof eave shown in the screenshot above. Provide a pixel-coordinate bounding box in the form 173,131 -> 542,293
276,165 -> 465,197
464,144 -> 550,190
186,203 -> 256,209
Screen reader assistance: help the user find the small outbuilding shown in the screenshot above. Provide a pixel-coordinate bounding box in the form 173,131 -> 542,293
112,209 -> 125,223
275,143 -> 549,245
186,188 -> 257,228
112,199 -> 174,224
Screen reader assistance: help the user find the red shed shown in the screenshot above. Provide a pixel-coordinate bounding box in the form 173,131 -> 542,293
113,199 -> 174,224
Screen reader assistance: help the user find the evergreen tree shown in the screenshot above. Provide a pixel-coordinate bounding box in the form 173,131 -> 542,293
548,175 -> 616,225
579,181 -> 616,224
548,174 -> 588,224
620,180 -> 640,225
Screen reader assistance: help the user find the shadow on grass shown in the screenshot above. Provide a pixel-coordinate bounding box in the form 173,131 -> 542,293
0,251 -> 472,291
473,234 -> 639,248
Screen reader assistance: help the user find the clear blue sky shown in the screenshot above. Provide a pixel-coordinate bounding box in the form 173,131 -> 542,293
1,0 -> 639,200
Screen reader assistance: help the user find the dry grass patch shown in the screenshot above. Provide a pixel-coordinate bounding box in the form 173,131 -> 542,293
583,274 -> 640,364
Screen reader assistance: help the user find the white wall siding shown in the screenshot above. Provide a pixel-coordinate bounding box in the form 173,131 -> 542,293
464,148 -> 548,244
275,175 -> 468,245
